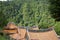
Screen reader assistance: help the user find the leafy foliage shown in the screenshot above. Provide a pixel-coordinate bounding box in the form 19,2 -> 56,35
54,22 -> 60,35
0,35 -> 7,40
0,0 -> 60,35
0,0 -> 55,28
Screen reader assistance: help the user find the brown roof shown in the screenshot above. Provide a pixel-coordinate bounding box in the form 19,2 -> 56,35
9,28 -> 26,40
2,25 -> 60,40
28,30 -> 59,40
3,30 -> 17,34
5,22 -> 17,29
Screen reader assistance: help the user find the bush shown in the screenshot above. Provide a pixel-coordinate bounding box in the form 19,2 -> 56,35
0,36 -> 7,40
0,0 -> 51,26
38,12 -> 55,29
54,22 -> 60,35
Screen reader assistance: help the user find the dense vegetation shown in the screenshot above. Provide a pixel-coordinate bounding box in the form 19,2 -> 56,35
0,0 -> 60,40
0,0 -> 55,28
50,0 -> 60,35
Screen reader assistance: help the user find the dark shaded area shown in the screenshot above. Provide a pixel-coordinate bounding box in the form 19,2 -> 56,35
0,2 -> 8,29
0,1 -> 22,28
0,32 -> 4,36
50,0 -> 60,21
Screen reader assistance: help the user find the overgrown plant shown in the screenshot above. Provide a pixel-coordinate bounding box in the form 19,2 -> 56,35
38,0 -> 55,29
38,13 -> 55,29
1,0 -> 55,28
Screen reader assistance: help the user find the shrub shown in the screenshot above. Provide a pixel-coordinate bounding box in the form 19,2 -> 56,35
54,22 -> 60,35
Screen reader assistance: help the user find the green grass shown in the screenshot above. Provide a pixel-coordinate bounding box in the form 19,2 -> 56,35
0,35 -> 7,40
54,22 -> 60,35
